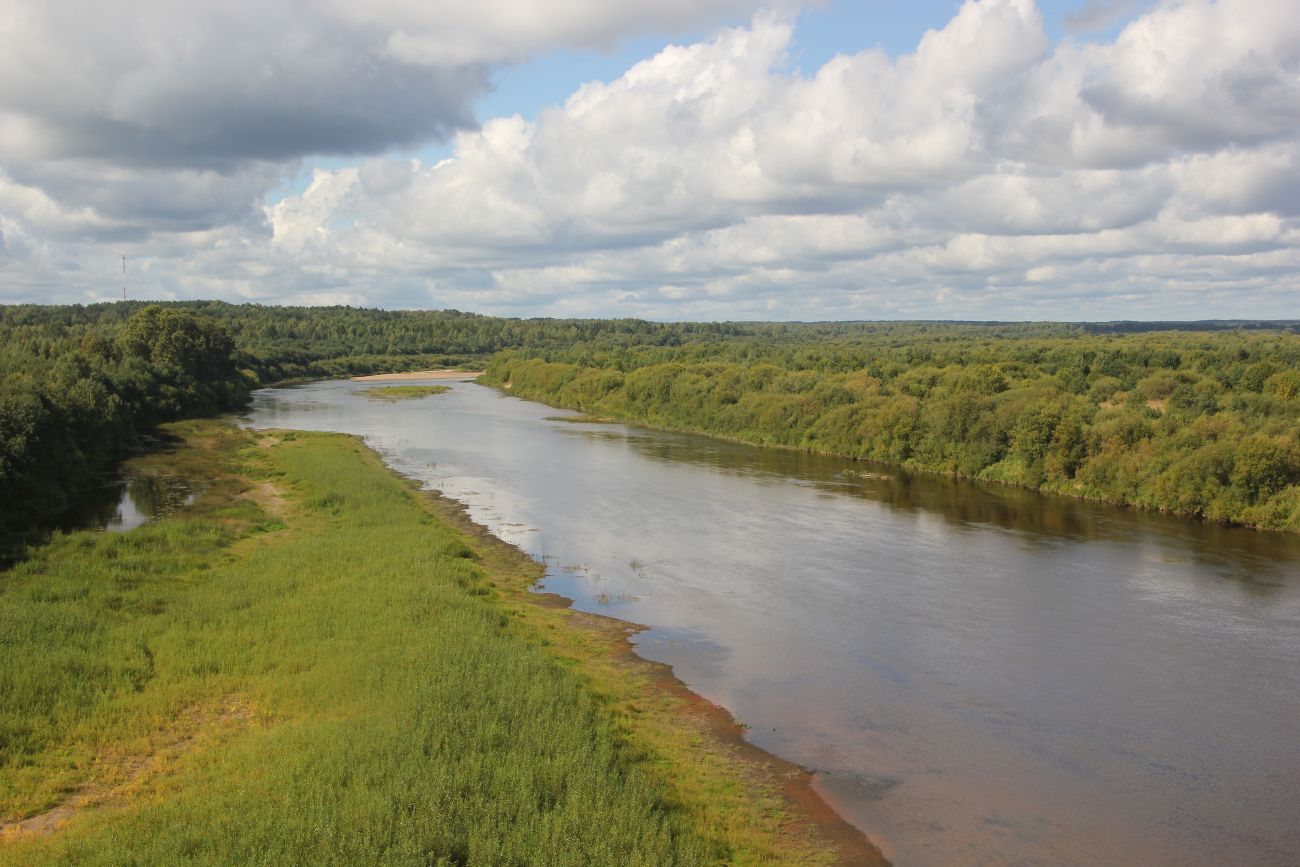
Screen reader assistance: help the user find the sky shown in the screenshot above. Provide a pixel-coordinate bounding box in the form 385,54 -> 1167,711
1,0 -> 1297,321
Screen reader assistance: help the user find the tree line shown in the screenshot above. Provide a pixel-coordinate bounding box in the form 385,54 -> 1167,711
482,328 -> 1300,531
0,301 -> 754,536
4,301 -> 1298,535
0,305 -> 249,536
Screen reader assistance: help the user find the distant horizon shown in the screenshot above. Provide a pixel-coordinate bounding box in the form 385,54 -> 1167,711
6,297 -> 1296,330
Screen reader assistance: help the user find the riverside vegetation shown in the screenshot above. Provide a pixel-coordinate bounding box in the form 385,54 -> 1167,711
0,305 -> 250,538
0,421 -> 857,865
483,327 -> 1300,531
3,302 -> 1298,538
362,385 -> 452,400
0,301 -> 734,535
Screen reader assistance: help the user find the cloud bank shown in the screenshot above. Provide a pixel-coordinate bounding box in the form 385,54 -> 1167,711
2,0 -> 1298,319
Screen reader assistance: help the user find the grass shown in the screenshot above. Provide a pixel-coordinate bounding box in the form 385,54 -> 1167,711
360,385 -> 451,401
0,421 -> 853,865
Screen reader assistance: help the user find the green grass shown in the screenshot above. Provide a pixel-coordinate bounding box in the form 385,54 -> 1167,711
0,423 -> 717,865
359,385 -> 451,401
1,421 -> 851,865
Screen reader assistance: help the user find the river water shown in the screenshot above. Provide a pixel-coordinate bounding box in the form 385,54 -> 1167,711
245,378 -> 1300,866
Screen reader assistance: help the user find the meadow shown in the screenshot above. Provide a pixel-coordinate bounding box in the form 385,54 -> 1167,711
0,420 -> 855,865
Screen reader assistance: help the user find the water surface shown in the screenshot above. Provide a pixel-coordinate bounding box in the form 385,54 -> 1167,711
246,379 -> 1300,866
47,472 -> 197,535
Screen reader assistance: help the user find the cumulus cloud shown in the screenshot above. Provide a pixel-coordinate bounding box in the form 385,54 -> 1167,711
0,0 -> 758,250
1063,0 -> 1149,35
3,0 -> 1299,318
1001,0 -> 1300,173
2,0 -> 757,165
330,0 -> 765,66
269,5 -> 1051,256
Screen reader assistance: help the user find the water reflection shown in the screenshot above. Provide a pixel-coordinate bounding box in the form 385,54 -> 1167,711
1,471 -> 198,568
564,421 -> 1300,592
57,479 -> 133,533
105,474 -> 196,532
51,473 -> 196,535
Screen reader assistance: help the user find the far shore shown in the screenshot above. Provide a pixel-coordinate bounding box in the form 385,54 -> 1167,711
350,369 -> 484,382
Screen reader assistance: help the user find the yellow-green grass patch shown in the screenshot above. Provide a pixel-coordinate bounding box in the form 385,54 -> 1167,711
358,385 -> 451,401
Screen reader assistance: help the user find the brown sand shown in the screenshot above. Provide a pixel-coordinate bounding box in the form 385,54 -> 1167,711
349,369 -> 483,382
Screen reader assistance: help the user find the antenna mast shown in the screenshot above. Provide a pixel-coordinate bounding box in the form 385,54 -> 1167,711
122,252 -> 127,302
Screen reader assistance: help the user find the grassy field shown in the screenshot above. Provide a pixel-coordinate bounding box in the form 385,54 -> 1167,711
359,385 -> 452,400
0,421 -> 871,865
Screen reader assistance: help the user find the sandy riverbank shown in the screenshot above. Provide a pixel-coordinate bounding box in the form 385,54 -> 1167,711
350,369 -> 484,382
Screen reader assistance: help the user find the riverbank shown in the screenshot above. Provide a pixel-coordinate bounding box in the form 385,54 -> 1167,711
415,486 -> 886,867
0,419 -> 882,865
480,356 -> 1300,534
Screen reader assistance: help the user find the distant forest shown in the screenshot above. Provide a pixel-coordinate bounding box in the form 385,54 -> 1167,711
2,301 -> 1298,535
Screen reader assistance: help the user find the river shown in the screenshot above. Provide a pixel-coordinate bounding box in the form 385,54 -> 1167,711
245,377 -> 1300,866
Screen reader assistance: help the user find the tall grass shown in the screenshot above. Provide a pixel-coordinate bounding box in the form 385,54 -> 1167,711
1,423 -> 715,864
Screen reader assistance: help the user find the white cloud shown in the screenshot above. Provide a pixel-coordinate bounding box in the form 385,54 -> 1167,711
269,167 -> 362,255
1063,0 -> 1149,35
3,0 -> 1299,319
0,0 -> 760,256
1168,144 -> 1300,217
1006,0 -> 1300,168
333,0 -> 761,66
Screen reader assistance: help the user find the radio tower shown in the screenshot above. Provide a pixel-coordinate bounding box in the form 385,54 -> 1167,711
122,252 -> 127,302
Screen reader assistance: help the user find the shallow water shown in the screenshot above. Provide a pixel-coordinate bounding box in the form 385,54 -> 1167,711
246,379 -> 1300,866
56,473 -> 196,535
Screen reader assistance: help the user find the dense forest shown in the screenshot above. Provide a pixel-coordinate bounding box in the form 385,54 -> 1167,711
3,301 -> 1298,536
0,301 -> 756,383
483,328 -> 1300,531
0,305 -> 248,535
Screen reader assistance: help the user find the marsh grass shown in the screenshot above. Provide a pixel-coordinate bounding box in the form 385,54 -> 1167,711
360,385 -> 451,401
1,420 -> 845,865
0,422 -> 717,865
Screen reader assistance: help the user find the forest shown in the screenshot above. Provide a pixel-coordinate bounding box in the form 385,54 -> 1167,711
483,326 -> 1300,531
0,305 -> 249,536
3,301 -> 1298,536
